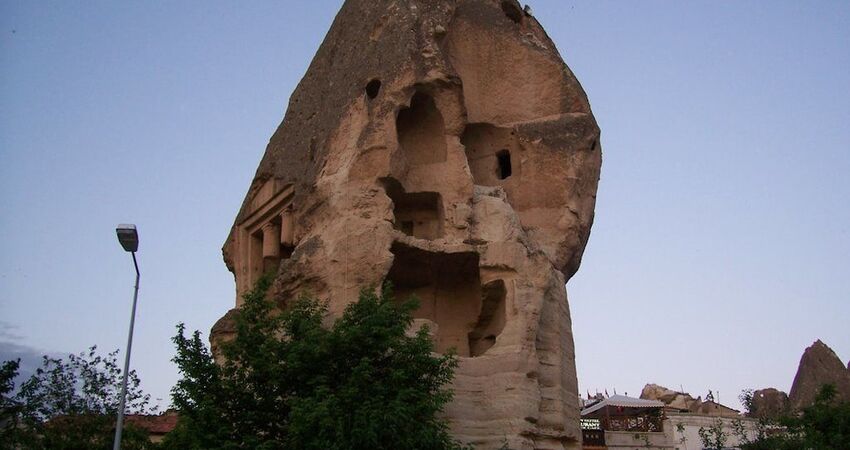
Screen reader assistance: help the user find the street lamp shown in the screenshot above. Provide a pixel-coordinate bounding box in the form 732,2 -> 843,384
113,224 -> 140,450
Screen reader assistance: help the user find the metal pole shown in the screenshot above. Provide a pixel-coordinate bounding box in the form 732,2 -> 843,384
113,252 -> 140,450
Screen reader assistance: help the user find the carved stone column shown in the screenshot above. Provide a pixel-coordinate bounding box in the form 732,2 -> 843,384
262,222 -> 281,274
280,207 -> 295,247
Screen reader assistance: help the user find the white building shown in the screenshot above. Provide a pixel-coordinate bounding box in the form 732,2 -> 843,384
580,394 -> 759,450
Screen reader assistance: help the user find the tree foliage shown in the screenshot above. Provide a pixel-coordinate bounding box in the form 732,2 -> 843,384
0,347 -> 155,450
740,384 -> 850,450
164,277 -> 469,450
1,359 -> 23,444
697,418 -> 729,450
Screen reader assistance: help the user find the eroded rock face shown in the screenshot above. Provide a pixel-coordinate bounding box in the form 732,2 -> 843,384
788,340 -> 850,410
640,383 -> 742,417
213,1 -> 601,448
640,384 -> 702,411
748,388 -> 789,420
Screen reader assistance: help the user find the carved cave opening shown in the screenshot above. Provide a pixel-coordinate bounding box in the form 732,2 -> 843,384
468,279 -> 507,357
496,150 -> 512,179
387,244 -> 506,357
365,79 -> 381,99
382,178 -> 444,240
500,0 -> 524,24
396,92 -> 447,166
461,123 -> 518,186
387,243 -> 481,356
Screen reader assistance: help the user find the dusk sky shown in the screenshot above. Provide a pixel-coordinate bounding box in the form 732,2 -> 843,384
1,1 -> 848,411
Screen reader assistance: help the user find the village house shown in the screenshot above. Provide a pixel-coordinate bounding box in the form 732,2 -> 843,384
579,393 -> 758,450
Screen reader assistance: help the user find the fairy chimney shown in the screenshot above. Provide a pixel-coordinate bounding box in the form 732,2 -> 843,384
213,1 -> 602,448
788,340 -> 850,410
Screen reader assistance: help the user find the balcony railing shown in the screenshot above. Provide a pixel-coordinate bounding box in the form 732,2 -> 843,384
601,415 -> 663,432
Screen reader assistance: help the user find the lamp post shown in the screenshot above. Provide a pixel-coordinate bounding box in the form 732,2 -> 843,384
113,224 -> 140,450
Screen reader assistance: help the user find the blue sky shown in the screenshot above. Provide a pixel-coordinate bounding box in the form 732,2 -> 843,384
1,1 -> 848,410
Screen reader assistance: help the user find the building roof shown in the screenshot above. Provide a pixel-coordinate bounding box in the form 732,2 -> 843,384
124,412 -> 179,435
581,394 -> 665,416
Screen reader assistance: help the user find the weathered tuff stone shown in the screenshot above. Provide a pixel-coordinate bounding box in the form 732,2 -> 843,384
748,388 -> 789,420
788,340 -> 850,410
640,383 -> 740,417
212,1 -> 601,449
640,383 -> 740,416
640,384 -> 701,411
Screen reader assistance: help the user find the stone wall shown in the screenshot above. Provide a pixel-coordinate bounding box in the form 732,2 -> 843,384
664,414 -> 759,450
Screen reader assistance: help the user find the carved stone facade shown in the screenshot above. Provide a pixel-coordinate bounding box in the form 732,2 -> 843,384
213,1 -> 601,449
226,179 -> 295,300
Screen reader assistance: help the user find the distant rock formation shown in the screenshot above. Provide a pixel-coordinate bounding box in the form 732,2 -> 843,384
748,388 -> 789,419
788,340 -> 850,410
640,383 -> 740,417
641,384 -> 701,411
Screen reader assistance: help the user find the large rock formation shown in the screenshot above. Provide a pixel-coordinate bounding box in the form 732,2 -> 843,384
213,1 -> 601,449
748,388 -> 789,420
788,340 -> 850,410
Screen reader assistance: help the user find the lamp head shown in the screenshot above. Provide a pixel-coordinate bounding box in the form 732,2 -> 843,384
116,224 -> 139,252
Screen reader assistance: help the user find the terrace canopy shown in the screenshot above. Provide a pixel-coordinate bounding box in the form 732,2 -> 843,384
581,395 -> 665,432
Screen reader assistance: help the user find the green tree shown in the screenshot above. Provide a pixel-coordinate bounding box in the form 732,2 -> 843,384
164,277 -> 469,450
0,347 -> 155,450
790,384 -> 850,449
740,384 -> 850,450
698,418 -> 728,450
1,359 -> 23,445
